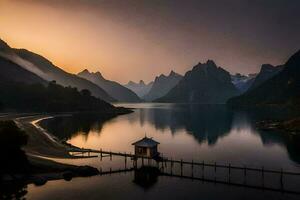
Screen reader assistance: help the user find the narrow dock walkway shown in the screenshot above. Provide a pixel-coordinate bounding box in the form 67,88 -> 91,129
69,148 -> 300,194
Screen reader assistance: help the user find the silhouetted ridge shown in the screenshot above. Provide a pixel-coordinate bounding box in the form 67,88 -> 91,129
248,64 -> 283,90
13,48 -> 115,102
0,39 -> 10,50
227,49 -> 300,109
156,60 -> 239,103
78,69 -> 141,102
143,70 -> 182,101
285,49 -> 300,68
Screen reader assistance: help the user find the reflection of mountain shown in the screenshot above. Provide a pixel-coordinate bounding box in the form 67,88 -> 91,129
134,105 -> 300,164
259,130 -> 300,163
230,109 -> 300,164
39,114 -> 115,140
40,104 -> 300,164
141,105 -> 234,145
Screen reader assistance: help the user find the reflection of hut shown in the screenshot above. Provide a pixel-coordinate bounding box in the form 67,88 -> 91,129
133,166 -> 160,189
132,137 -> 160,158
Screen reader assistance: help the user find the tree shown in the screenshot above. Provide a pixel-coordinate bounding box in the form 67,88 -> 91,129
0,121 -> 29,173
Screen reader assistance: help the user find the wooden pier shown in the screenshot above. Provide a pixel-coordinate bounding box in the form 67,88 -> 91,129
69,148 -> 300,194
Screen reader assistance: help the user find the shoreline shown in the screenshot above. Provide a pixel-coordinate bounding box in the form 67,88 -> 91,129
0,110 -> 132,185
256,118 -> 300,136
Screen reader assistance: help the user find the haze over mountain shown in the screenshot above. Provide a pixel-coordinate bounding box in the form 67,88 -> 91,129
231,73 -> 257,93
0,39 -> 48,81
156,60 -> 239,103
0,39 -> 123,112
14,49 -> 115,102
0,39 -> 115,102
78,69 -> 141,102
143,71 -> 182,101
228,49 -> 300,109
0,38 -> 47,86
0,54 -> 46,85
124,80 -> 153,98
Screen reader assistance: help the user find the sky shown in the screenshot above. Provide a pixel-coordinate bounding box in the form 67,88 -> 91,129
0,0 -> 299,84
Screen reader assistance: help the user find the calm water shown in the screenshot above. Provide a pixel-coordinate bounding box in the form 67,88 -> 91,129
18,104 -> 300,199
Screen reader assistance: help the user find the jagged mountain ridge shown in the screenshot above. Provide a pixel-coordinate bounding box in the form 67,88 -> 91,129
156,60 -> 239,103
143,70 -> 182,101
78,69 -> 141,102
227,49 -> 300,108
124,80 -> 153,98
0,38 -> 115,102
248,64 -> 283,91
13,48 -> 115,102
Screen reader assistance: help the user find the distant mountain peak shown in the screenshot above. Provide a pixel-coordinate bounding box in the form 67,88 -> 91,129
143,70 -> 182,101
95,71 -> 102,76
139,80 -> 145,85
78,69 -> 104,79
169,70 -> 181,77
155,61 -> 238,103
169,70 -> 175,75
227,49 -> 300,109
127,80 -> 136,85
260,64 -> 276,72
192,59 -> 219,74
206,59 -> 217,67
78,69 -> 141,102
285,49 -> 300,69
0,38 -> 10,50
158,74 -> 167,78
81,69 -> 90,73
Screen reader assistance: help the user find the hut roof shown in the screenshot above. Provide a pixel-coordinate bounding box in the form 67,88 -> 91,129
132,137 -> 160,148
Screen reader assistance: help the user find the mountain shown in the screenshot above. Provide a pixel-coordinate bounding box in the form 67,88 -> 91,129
0,80 -> 117,112
248,64 -> 283,91
0,39 -> 121,112
0,39 -> 115,102
0,40 -> 53,81
0,56 -> 46,85
143,71 -> 182,101
124,80 -> 153,98
0,39 -> 46,85
227,50 -> 300,108
231,73 -> 257,93
77,69 -> 141,102
156,60 -> 239,103
12,48 -> 115,102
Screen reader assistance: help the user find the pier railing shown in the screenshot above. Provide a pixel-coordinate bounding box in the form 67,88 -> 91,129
69,148 -> 300,194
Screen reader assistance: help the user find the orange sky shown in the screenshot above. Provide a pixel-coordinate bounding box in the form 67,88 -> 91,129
1,0 -> 299,83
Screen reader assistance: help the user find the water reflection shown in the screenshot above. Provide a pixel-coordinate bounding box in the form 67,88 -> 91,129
133,166 -> 159,190
39,113 -> 116,140
140,104 -> 234,145
40,104 -> 300,165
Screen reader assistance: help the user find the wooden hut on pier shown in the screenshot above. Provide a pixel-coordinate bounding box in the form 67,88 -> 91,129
132,136 -> 160,158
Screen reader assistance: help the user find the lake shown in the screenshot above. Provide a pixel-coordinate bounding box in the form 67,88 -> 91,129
22,104 -> 300,199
